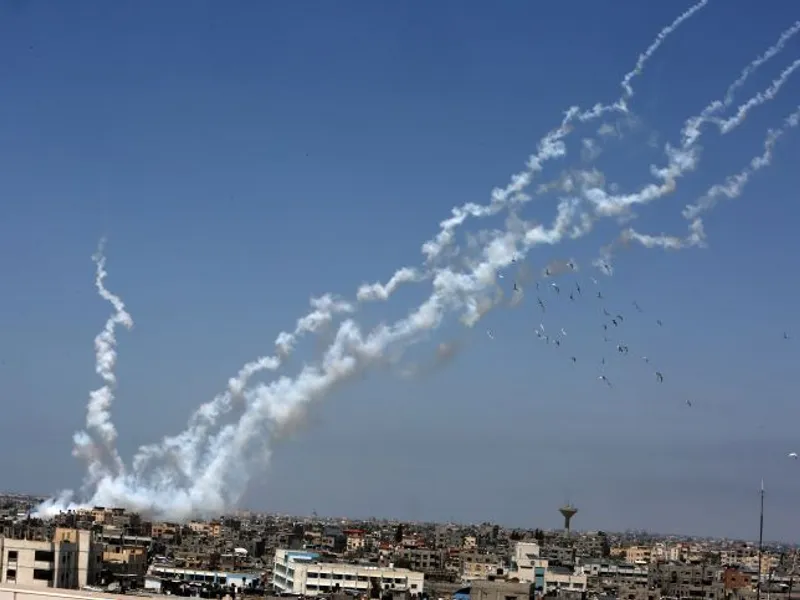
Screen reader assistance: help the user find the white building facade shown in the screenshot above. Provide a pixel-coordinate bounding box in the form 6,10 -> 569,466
272,549 -> 424,597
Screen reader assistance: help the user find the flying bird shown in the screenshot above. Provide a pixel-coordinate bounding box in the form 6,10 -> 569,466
598,374 -> 612,388
486,330 -> 495,340
789,452 -> 798,459
633,301 -> 643,312
655,371 -> 664,383
656,319 -> 663,326
537,297 -> 546,312
597,291 -> 603,299
560,328 -> 567,336
551,282 -> 560,294
575,282 -> 582,295
784,332 -> 790,340
570,356 -> 577,363
513,282 -> 519,292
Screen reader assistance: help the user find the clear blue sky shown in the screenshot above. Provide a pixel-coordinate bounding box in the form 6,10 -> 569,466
2,0 -> 800,539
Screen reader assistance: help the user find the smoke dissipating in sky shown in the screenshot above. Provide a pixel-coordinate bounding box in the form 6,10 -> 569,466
34,4 -> 800,521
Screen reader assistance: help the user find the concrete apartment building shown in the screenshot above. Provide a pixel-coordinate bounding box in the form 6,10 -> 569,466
460,552 -> 503,581
272,549 -> 425,597
0,529 -> 101,589
508,541 -> 587,595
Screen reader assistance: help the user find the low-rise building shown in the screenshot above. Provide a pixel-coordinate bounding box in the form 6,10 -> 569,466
272,549 -> 424,597
144,565 -> 262,593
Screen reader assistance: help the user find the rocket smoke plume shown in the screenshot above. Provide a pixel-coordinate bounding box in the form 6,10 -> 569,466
72,239 -> 133,491
35,4 -> 800,520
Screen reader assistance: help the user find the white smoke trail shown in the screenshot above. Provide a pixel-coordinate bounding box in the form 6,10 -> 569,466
575,51 -> 800,222
121,0 -> 709,468
619,0 -> 710,103
72,239 -> 133,485
683,22 -> 800,148
723,21 -> 800,106
687,104 -> 800,219
37,5 -> 799,522
48,199 -> 581,519
624,104 -> 800,250
417,0 -> 711,266
131,293 -> 356,479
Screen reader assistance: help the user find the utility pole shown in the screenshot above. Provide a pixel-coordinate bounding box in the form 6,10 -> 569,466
757,479 -> 765,600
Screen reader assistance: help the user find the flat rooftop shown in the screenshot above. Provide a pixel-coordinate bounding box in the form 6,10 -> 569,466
0,585 -> 163,600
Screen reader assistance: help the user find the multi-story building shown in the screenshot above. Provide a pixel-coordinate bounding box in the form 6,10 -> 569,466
398,548 -> 447,575
460,552 -> 503,581
508,542 -> 586,594
344,530 -> 365,553
0,530 -> 101,589
509,541 -> 545,587
650,563 -> 726,600
272,549 -> 424,597
625,546 -> 652,565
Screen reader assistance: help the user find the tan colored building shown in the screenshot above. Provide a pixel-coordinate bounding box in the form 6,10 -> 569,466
625,546 -> 653,565
101,544 -> 147,576
149,523 -> 179,540
0,530 -> 101,589
344,530 -> 365,552
460,553 -> 503,582
469,580 -> 530,600
0,584 -> 159,600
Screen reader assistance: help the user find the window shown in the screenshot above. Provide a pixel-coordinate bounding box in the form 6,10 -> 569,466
33,569 -> 53,582
6,569 -> 16,582
35,550 -> 55,562
7,551 -> 17,561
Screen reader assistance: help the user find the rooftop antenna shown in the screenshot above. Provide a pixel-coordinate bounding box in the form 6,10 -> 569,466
757,479 -> 765,600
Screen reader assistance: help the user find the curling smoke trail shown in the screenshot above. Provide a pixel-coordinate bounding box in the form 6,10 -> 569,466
72,240 -> 133,487
128,0 -> 712,466
35,5 -> 800,521
417,0 -> 711,266
566,41 -> 800,277
586,25 -> 800,264
623,103 -> 800,250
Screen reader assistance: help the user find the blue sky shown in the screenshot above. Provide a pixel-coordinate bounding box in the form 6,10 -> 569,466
2,0 -> 800,539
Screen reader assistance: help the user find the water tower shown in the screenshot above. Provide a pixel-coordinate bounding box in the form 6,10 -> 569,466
559,504 -> 578,535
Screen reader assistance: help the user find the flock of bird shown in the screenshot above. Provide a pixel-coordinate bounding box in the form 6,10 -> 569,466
484,259 -> 687,403
486,258 -> 795,426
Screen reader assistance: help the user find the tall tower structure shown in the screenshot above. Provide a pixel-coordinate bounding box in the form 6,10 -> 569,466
559,504 -> 578,535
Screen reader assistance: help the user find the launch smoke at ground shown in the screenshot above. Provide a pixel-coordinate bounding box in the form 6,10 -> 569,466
34,3 -> 800,521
